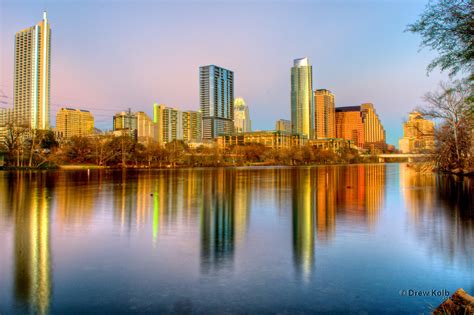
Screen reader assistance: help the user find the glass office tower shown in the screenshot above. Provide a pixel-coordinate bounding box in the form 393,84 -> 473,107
199,65 -> 234,139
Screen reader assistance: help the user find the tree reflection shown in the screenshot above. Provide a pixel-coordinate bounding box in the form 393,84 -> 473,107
401,165 -> 474,269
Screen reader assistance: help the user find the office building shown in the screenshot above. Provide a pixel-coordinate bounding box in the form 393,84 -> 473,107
335,104 -> 386,150
154,104 -> 201,144
234,97 -> 251,133
199,65 -> 234,139
182,110 -> 202,143
314,89 -> 335,139
0,108 -> 14,126
398,111 -> 435,153
136,111 -> 157,143
14,12 -> 51,129
217,131 -> 307,149
291,57 -> 314,139
113,110 -> 138,139
55,108 -> 94,138
275,119 -> 291,133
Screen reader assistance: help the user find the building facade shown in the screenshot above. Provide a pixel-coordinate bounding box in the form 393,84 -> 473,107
335,104 -> 386,150
182,110 -> 202,143
275,119 -> 291,133
291,57 -> 314,139
113,110 -> 138,139
0,108 -> 14,126
200,65 -> 234,139
360,103 -> 386,150
56,108 -> 94,138
136,111 -> 157,143
398,111 -> 435,153
314,89 -> 335,139
153,103 -> 201,144
234,97 -> 251,133
14,12 -> 51,129
217,131 -> 307,149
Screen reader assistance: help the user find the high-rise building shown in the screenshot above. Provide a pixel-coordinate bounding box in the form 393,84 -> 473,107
113,110 -> 138,139
153,104 -> 201,144
0,108 -> 14,126
234,97 -> 251,133
314,89 -> 335,139
335,104 -> 386,150
335,106 -> 365,148
275,119 -> 291,133
55,108 -> 94,138
14,12 -> 51,129
199,65 -> 234,139
360,103 -> 386,150
182,110 -> 202,143
398,111 -> 435,153
291,57 -> 314,139
136,111 -> 157,143
154,104 -> 182,143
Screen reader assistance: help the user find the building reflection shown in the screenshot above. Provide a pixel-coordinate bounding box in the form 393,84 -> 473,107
335,164 -> 385,228
200,169 -> 236,273
4,172 -> 53,315
291,165 -> 386,280
292,168 -> 315,282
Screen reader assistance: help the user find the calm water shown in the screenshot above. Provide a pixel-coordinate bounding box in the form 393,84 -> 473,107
0,164 -> 473,314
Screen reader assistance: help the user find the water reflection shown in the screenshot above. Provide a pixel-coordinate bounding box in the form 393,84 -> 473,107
0,165 -> 472,314
292,168 -> 316,282
401,165 -> 474,269
4,173 -> 53,315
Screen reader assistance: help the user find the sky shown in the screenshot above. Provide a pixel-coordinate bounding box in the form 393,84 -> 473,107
0,0 -> 449,145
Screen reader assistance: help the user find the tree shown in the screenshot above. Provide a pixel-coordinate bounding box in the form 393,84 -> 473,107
64,136 -> 93,163
418,80 -> 473,171
407,0 -> 473,78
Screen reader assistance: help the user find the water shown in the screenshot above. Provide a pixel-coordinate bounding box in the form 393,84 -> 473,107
0,164 -> 472,314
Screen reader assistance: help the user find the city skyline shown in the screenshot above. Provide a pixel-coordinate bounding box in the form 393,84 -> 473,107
0,1 -> 450,145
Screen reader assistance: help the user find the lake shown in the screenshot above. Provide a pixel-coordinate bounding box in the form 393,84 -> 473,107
0,164 -> 472,314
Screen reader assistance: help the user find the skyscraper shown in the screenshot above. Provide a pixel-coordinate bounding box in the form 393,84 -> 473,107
14,12 -> 51,129
56,108 -> 94,138
199,65 -> 234,139
335,103 -> 386,150
233,97 -> 251,133
314,89 -> 335,139
291,58 -> 314,139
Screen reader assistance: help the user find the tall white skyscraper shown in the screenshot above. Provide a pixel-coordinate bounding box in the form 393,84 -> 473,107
291,57 -> 314,139
14,11 -> 51,129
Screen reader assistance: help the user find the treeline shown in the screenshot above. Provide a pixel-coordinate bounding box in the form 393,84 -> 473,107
0,128 -> 364,169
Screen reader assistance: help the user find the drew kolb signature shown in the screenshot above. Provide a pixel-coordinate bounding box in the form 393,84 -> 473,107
399,289 -> 450,297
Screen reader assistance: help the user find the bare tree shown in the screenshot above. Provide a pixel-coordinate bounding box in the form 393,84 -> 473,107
418,80 -> 473,172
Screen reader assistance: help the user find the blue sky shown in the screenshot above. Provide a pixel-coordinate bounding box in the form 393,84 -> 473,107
0,0 -> 449,145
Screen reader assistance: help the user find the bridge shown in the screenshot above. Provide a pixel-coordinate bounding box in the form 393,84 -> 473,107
362,154 -> 432,163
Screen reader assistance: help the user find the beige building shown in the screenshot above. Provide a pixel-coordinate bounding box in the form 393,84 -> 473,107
182,111 -> 202,143
275,119 -> 291,133
217,131 -> 307,149
398,111 -> 435,153
314,89 -> 335,139
308,138 -> 355,152
153,103 -> 202,144
56,108 -> 94,138
14,12 -> 51,129
0,108 -> 14,126
136,111 -> 157,143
